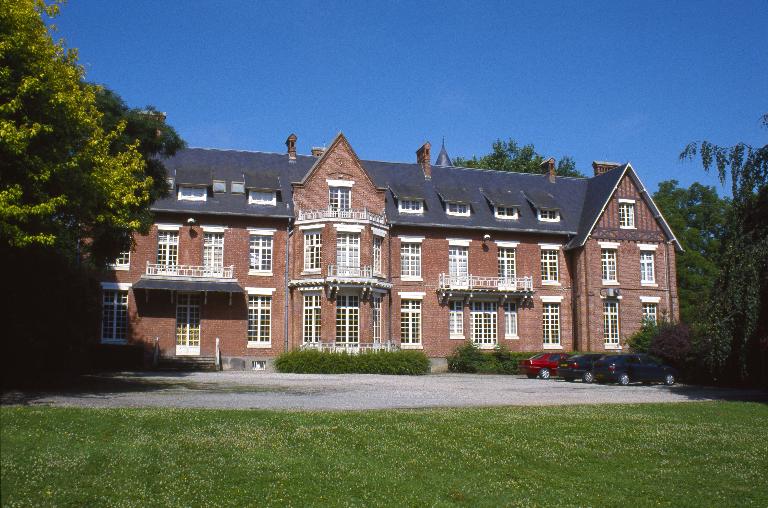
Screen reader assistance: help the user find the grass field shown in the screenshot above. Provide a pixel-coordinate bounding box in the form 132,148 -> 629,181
2,402 -> 767,507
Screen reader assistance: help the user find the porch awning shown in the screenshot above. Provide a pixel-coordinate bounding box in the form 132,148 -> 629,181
133,278 -> 244,293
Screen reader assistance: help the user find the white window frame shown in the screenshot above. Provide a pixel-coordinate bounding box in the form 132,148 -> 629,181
400,299 -> 422,347
471,301 -> 497,348
494,206 -> 519,220
247,295 -> 271,347
157,231 -> 179,268
601,248 -> 618,284
372,294 -> 382,342
373,236 -> 382,275
640,251 -> 656,285
498,247 -> 516,279
203,232 -> 224,272
619,199 -> 636,229
110,250 -> 130,271
537,208 -> 560,222
249,234 -> 273,274
101,288 -> 129,344
449,300 -> 464,339
303,231 -> 322,273
603,300 -> 620,349
504,302 -> 518,339
336,232 -> 360,271
248,190 -> 277,206
329,186 -> 351,212
400,242 -> 422,280
178,186 -> 207,201
642,302 -> 658,325
448,245 -> 468,278
542,303 -> 561,348
446,202 -> 470,217
540,248 -> 559,285
303,293 -> 322,344
336,294 -> 359,345
398,199 -> 424,214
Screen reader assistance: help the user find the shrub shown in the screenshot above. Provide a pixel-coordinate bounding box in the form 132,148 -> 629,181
649,323 -> 692,368
447,341 -> 539,374
628,321 -> 659,353
274,349 -> 430,375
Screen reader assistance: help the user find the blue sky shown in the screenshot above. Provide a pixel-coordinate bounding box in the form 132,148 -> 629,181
53,1 -> 767,194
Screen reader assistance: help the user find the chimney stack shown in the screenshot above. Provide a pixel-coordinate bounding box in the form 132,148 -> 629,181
286,133 -> 297,160
311,147 -> 325,157
541,157 -> 556,183
416,141 -> 431,180
592,161 -> 621,176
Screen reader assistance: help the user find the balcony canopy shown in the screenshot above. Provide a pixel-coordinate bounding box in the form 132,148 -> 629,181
134,278 -> 244,293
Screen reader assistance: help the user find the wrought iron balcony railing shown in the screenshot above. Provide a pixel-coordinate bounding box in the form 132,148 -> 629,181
438,273 -> 534,292
146,262 -> 235,279
297,208 -> 386,225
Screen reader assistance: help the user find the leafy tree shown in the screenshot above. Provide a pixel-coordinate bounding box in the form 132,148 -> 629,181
652,180 -> 730,324
681,114 -> 768,386
454,138 -> 585,177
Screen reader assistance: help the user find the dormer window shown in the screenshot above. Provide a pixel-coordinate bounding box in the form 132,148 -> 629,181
399,199 -> 424,214
446,202 -> 470,217
537,209 -> 560,222
178,186 -> 207,201
248,190 -> 277,205
231,181 -> 245,194
212,180 -> 226,193
495,206 -> 519,220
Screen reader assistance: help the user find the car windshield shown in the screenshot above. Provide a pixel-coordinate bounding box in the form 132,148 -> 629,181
530,354 -> 545,360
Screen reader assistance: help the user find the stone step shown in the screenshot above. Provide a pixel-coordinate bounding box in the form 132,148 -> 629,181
157,356 -> 218,371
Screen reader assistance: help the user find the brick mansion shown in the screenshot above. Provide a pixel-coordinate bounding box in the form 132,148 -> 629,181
100,133 -> 680,370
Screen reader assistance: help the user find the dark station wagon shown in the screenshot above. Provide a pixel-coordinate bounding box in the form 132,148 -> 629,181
592,354 -> 677,386
557,354 -> 605,383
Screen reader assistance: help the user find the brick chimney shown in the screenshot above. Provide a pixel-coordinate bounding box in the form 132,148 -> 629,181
286,133 -> 297,160
541,157 -> 556,183
592,160 -> 622,176
311,147 -> 325,157
416,141 -> 431,180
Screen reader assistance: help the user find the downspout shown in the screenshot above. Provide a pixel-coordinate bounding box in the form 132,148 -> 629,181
284,218 -> 293,352
665,240 -> 672,322
583,244 -> 591,352
388,229 -> 393,344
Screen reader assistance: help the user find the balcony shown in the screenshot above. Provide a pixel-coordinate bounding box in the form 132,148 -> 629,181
297,207 -> 386,226
135,262 -> 242,296
145,262 -> 235,280
438,273 -> 534,297
301,342 -> 399,353
328,264 -> 374,278
325,264 -> 392,294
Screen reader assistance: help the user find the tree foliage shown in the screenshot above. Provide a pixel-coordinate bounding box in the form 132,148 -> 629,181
454,138 -> 585,177
652,180 -> 730,324
681,114 -> 768,385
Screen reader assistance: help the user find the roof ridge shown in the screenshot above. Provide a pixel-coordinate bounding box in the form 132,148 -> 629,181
185,146 -> 315,158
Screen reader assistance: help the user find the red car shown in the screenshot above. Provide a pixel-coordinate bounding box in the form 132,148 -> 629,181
519,353 -> 570,379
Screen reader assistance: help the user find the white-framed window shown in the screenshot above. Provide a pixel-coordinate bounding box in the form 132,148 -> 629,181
449,300 -> 464,338
538,209 -> 560,222
373,236 -> 382,275
203,233 -> 224,272
303,293 -> 321,343
448,246 -> 468,277
400,299 -> 422,345
248,190 -> 276,205
619,201 -> 636,228
372,295 -> 382,342
446,202 -> 470,216
494,206 -> 519,220
336,295 -> 359,345
178,186 -> 207,201
498,248 -> 516,279
642,303 -> 658,325
542,303 -> 560,346
176,293 -> 200,350
640,251 -> 655,284
471,301 -> 497,347
399,199 -> 424,214
400,242 -> 421,278
601,249 -> 618,283
102,290 -> 128,344
111,250 -> 130,270
247,296 -> 271,345
303,231 -> 322,272
249,235 -> 273,272
329,187 -> 351,212
157,231 -> 178,267
336,233 -> 360,270
504,302 -> 518,339
540,249 -> 559,284
603,301 -> 620,347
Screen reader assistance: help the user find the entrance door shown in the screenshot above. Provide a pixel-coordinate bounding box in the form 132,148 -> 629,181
176,293 -> 201,356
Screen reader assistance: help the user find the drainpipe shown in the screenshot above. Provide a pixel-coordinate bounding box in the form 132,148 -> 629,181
665,241 -> 672,322
387,229 -> 393,344
582,245 -> 591,352
284,218 -> 293,352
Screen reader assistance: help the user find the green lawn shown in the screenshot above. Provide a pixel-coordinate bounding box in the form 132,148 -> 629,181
2,403 -> 767,507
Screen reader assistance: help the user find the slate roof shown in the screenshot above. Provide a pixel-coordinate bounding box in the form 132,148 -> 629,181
435,142 -> 453,167
153,146 -> 680,248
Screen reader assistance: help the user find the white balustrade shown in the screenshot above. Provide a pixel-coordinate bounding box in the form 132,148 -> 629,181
438,273 -> 534,291
297,208 -> 386,225
327,264 -> 374,278
146,262 -> 234,279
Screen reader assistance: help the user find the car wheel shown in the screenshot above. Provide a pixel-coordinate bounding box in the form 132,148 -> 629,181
526,374 -> 536,379
664,374 -> 675,386
618,373 -> 630,386
582,371 -> 594,384
539,368 -> 551,380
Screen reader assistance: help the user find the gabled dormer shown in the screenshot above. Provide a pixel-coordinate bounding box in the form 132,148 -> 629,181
523,189 -> 561,223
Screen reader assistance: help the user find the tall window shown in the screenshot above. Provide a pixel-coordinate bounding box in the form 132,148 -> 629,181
329,187 -> 350,212
176,293 -> 200,351
542,303 -> 560,346
247,296 -> 271,344
157,231 -> 178,267
642,303 -> 658,325
400,242 -> 421,278
303,232 -> 322,271
603,301 -> 620,347
448,246 -> 468,277
541,249 -> 559,283
335,295 -> 359,344
249,235 -> 273,272
102,290 -> 128,343
640,251 -> 655,284
498,248 -> 516,279
504,302 -> 518,339
400,300 -> 422,345
372,295 -> 382,342
203,233 -> 224,272
373,236 -> 383,275
336,233 -> 360,269
601,249 -> 618,282
619,202 -> 635,228
303,294 -> 321,343
449,300 -> 464,338
471,301 -> 497,346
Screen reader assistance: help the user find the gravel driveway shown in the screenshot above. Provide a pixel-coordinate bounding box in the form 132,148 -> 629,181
3,372 -> 765,410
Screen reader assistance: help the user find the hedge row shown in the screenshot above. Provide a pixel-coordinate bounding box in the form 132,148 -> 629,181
447,342 -> 542,374
274,349 -> 430,375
